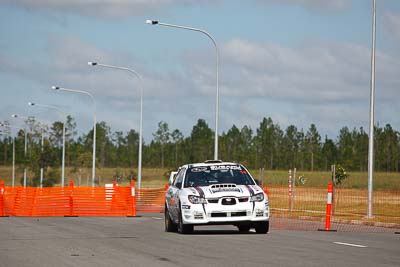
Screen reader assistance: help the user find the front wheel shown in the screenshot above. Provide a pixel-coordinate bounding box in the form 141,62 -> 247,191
255,221 -> 269,234
165,205 -> 177,232
237,224 -> 251,232
177,206 -> 194,234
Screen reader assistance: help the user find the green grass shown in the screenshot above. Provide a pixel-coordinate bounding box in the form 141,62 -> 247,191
250,169 -> 400,190
1,166 -> 398,225
0,166 -> 399,190
0,166 -> 170,188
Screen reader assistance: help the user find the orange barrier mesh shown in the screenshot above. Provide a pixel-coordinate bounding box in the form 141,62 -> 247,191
1,179 -> 399,232
0,180 -> 165,216
0,181 -> 5,217
137,188 -> 165,213
268,185 -> 400,232
2,182 -> 135,217
331,188 -> 400,228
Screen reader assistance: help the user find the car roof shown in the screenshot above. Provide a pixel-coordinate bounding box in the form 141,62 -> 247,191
181,161 -> 241,169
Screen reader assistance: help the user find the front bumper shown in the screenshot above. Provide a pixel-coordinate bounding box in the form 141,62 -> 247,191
180,200 -> 269,225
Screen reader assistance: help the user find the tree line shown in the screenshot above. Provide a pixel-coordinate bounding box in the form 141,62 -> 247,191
0,116 -> 399,185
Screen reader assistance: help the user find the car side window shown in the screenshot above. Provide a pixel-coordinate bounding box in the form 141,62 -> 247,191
172,169 -> 181,185
171,170 -> 179,185
173,168 -> 185,189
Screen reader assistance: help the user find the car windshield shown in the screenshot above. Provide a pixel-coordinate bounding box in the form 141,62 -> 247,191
184,165 -> 255,187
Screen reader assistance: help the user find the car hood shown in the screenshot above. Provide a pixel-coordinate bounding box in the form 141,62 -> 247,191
185,184 -> 263,198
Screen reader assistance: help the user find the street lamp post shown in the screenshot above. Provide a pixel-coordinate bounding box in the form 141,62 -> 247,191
11,114 -> 44,187
13,134 -> 15,187
88,61 -> 144,190
9,131 -> 15,187
146,19 -> 220,160
52,86 -> 97,187
367,0 -> 377,218
40,127 -> 44,188
29,102 -> 67,188
0,123 -> 26,187
12,114 -> 46,188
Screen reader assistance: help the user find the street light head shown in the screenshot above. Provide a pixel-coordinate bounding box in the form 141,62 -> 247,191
88,61 -> 97,66
28,102 -> 35,106
51,86 -> 60,90
11,114 -> 18,118
146,20 -> 158,25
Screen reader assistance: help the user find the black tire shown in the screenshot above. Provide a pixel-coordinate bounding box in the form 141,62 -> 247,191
164,205 -> 177,232
255,221 -> 269,234
177,206 -> 194,234
237,224 -> 251,232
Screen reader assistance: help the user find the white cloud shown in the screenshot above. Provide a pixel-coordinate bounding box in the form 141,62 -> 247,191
180,37 -> 400,136
385,12 -> 400,42
1,0 -> 214,17
0,34 -> 204,140
2,34 -> 400,140
1,0 -> 348,18
221,39 -> 399,102
258,0 -> 349,12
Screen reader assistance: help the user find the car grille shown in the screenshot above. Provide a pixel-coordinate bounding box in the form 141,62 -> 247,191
231,212 -> 247,217
208,197 -> 248,204
210,211 -> 247,217
221,198 -> 236,205
211,212 -> 227,217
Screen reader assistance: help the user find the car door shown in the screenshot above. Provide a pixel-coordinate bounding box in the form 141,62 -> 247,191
166,178 -> 175,214
170,168 -> 185,221
166,171 -> 178,216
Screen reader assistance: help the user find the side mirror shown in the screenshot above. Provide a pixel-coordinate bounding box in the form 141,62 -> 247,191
169,171 -> 177,185
175,182 -> 182,189
169,176 -> 175,185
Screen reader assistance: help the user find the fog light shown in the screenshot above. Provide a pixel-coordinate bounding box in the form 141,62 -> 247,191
256,209 -> 264,217
194,213 -> 204,219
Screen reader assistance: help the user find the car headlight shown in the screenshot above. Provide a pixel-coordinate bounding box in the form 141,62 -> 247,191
188,195 -> 207,204
250,193 -> 264,202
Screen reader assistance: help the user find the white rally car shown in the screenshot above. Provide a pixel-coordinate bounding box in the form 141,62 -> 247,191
164,160 -> 269,234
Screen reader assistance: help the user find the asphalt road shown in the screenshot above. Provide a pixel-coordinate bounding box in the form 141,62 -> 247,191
0,213 -> 399,267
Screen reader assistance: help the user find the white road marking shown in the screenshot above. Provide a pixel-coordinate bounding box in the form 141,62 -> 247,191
333,242 -> 367,248
152,217 -> 163,220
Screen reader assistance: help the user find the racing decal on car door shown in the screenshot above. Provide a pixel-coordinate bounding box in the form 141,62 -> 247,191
245,185 -> 256,212
194,187 -> 207,213
245,185 -> 255,196
194,186 -> 205,198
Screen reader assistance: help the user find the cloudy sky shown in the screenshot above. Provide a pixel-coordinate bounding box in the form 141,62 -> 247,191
1,0 -> 400,142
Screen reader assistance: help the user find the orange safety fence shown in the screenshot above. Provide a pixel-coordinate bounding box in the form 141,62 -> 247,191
136,188 -> 166,213
1,182 -> 136,217
0,180 -> 165,217
1,180 -> 399,232
267,185 -> 400,232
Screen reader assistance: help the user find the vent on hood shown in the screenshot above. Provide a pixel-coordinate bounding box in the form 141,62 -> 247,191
210,184 -> 237,188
